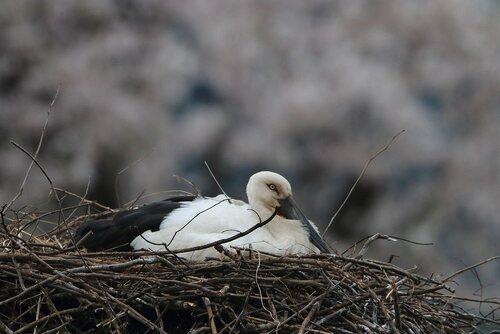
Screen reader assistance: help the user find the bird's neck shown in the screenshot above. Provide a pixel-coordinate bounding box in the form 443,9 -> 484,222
248,199 -> 309,248
248,200 -> 285,236
249,200 -> 275,223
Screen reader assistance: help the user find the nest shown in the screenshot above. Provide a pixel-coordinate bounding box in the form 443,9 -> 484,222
1,201 -> 498,334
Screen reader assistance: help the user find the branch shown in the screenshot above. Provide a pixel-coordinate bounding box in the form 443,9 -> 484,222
444,255 -> 500,282
204,161 -> 231,204
2,86 -> 59,214
322,130 -> 405,237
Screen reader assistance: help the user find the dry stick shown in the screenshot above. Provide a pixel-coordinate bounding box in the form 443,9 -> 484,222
342,233 -> 432,256
441,295 -> 500,306
390,279 -> 402,331
0,319 -> 13,334
0,258 -> 152,307
8,140 -> 92,274
1,254 -> 493,332
341,316 -> 361,334
204,160 -> 232,204
29,177 -> 92,245
298,300 -> 321,334
125,190 -> 146,212
356,233 -> 385,259
316,307 -> 346,326
345,313 -> 382,333
42,322 -> 71,334
214,244 -> 241,261
11,238 -> 57,273
9,143 -> 66,233
54,188 -> 114,211
39,288 -> 67,332
203,297 -> 218,334
114,146 -> 158,208
153,306 -> 164,334
10,252 -> 26,291
34,294 -> 42,334
227,285 -> 254,334
290,327 -> 334,334
19,203 -> 105,233
322,130 -> 405,237
13,305 -> 92,334
443,255 -> 500,282
272,286 -> 334,331
173,174 -> 201,197
65,275 -> 125,330
2,86 -> 59,215
254,251 -> 278,327
106,292 -> 168,334
367,286 -> 400,334
63,177 -> 91,229
136,233 -> 194,270
259,255 -> 447,289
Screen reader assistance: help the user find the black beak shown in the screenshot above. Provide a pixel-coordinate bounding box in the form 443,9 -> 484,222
277,196 -> 332,254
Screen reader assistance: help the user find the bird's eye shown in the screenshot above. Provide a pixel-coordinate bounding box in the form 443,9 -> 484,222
268,184 -> 277,191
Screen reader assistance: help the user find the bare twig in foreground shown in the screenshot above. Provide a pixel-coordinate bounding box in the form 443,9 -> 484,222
2,86 -> 59,215
322,130 -> 405,237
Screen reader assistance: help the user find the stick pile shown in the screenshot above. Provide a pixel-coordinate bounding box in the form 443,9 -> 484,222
0,206 -> 497,333
0,248 -> 496,333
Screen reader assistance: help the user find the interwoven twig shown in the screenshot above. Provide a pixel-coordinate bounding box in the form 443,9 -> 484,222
0,239 -> 497,333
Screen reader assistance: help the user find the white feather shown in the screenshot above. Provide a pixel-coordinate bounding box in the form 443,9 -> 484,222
130,196 -> 319,260
130,171 -> 327,260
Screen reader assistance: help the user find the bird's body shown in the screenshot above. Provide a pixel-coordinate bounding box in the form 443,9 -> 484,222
75,171 -> 331,260
131,195 -> 319,259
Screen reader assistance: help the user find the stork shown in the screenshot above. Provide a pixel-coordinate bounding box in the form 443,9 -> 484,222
75,171 -> 332,260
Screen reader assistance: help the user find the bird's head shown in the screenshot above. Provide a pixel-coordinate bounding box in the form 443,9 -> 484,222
246,171 -> 331,254
246,171 -> 292,212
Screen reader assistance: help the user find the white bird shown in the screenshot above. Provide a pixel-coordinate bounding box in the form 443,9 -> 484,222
75,171 -> 331,260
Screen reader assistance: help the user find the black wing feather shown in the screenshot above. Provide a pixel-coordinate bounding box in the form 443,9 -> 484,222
74,195 -> 197,251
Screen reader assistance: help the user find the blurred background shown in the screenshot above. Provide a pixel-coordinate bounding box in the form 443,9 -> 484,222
1,0 -> 499,313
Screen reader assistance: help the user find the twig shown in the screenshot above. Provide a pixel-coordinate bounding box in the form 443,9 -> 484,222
204,161 -> 231,204
106,293 -> 167,334
227,285 -> 254,334
203,297 -> 217,334
255,251 -> 276,324
443,255 -> 500,282
387,279 -> 401,331
355,233 -> 398,259
2,86 -> 59,215
0,250 -> 495,332
0,319 -> 13,334
115,146 -> 158,207
9,142 -> 69,233
13,305 -> 90,334
173,174 -> 201,196
342,233 -> 432,256
10,252 -> 26,291
322,130 -> 405,237
298,300 -> 321,334
367,286 -> 400,334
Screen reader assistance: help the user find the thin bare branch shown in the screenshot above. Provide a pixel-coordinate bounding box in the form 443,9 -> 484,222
444,255 -> 500,282
322,130 -> 405,237
2,86 -> 59,215
204,160 -> 232,204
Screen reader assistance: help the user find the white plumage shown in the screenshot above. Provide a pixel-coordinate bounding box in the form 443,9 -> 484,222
130,171 -> 331,260
77,171 -> 331,260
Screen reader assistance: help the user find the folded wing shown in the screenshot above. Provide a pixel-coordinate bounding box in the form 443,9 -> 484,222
74,195 -> 197,251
